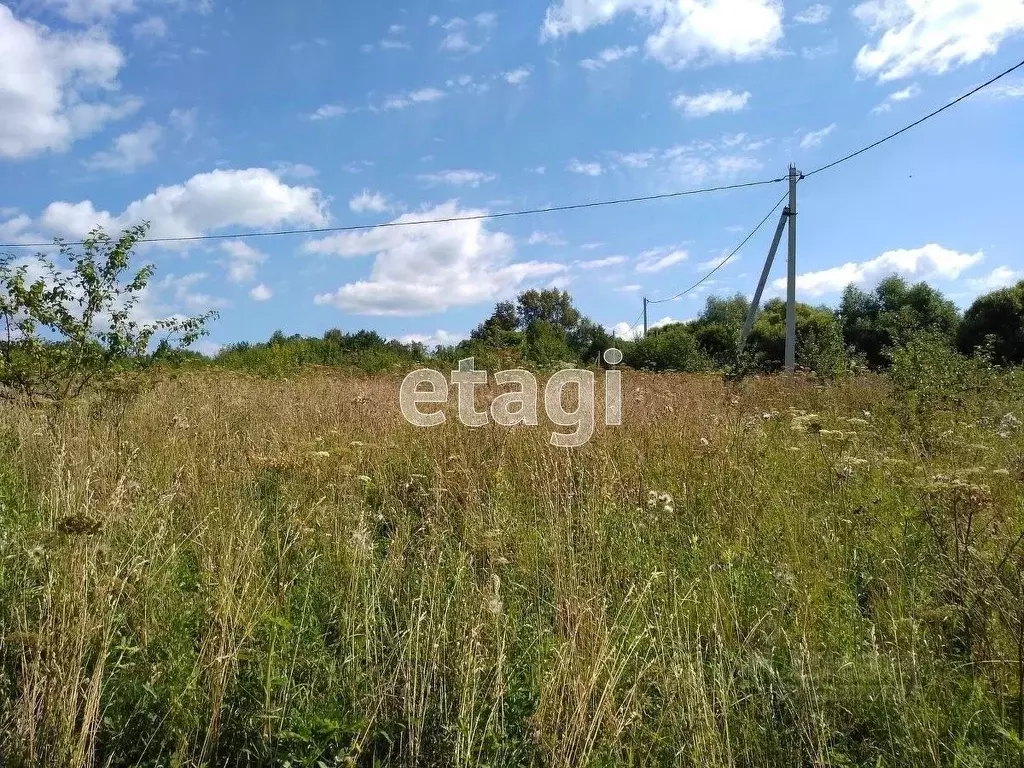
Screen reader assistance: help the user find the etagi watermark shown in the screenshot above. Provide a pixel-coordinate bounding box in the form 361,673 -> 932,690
400,349 -> 624,448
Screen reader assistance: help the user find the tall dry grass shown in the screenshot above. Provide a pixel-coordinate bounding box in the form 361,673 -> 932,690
1,368 -> 1023,766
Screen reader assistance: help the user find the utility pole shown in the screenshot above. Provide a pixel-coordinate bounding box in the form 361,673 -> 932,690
740,209 -> 789,345
785,164 -> 799,373
642,297 -> 648,338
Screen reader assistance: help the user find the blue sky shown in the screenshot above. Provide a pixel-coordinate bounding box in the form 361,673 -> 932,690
1,0 -> 1023,351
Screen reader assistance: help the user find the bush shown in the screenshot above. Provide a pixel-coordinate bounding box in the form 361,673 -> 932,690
0,224 -> 214,404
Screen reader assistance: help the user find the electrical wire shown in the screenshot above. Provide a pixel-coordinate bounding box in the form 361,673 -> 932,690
805,56 -> 1024,178
646,190 -> 789,306
0,176 -> 786,249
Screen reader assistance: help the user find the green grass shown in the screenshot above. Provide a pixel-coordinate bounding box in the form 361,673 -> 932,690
1,368 -> 1024,766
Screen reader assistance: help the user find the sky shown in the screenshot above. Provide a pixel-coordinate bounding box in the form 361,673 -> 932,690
1,0 -> 1023,352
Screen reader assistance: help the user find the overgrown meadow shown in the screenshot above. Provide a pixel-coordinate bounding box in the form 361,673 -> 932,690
2,356 -> 1024,766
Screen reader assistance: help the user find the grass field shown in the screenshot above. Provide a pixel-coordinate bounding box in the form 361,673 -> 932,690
2,368 -> 1024,766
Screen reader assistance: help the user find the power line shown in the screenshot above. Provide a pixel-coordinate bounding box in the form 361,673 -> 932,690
806,56 -> 1024,178
647,190 -> 789,306
0,177 -> 785,250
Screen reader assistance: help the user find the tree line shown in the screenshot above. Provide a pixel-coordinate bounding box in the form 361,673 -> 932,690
3,224 -> 1024,404
215,278 -> 1024,377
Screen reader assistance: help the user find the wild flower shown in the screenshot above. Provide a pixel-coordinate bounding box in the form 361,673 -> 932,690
997,412 -> 1020,438
791,414 -> 823,433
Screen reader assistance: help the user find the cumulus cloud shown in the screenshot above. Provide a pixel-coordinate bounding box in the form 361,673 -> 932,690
38,168 -> 328,240
417,169 -> 496,187
611,315 -> 678,340
527,231 -> 568,246
83,122 -> 162,172
350,190 -> 391,214
799,123 -> 836,149
503,67 -> 531,85
793,3 -> 830,23
969,266 -> 1023,292
580,45 -> 639,70
249,283 -> 273,301
307,104 -> 352,120
221,241 -> 267,284
541,0 -> 783,69
774,244 -> 984,297
397,329 -> 467,347
567,158 -> 604,176
853,0 -> 1024,81
673,89 -> 750,117
0,5 -> 140,159
132,16 -> 167,41
305,202 -> 565,315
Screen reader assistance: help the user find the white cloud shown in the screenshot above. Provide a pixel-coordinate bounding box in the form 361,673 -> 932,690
249,283 -> 273,301
541,0 -> 784,69
439,15 -> 495,54
307,104 -> 352,120
567,158 -> 603,176
43,0 -> 135,23
988,82 -> 1024,99
132,16 -> 167,41
611,315 -> 677,340
418,169 -> 496,187
398,329 -> 467,347
504,67 -> 531,85
969,266 -> 1023,292
616,284 -> 642,292
578,255 -> 628,269
610,150 -> 656,168
388,24 -> 406,35
305,202 -> 566,315
528,231 -> 568,246
220,241 -> 267,284
637,248 -> 688,273
83,122 -> 162,173
775,243 -> 984,296
350,190 -> 391,214
580,45 -> 639,70
673,89 -> 750,117
871,83 -> 921,113
39,168 -> 327,240
169,107 -> 197,141
274,162 -> 318,180
799,122 -> 836,149
0,5 -> 140,159
794,3 -> 830,23
380,87 -> 446,111
853,0 -> 1024,81
379,39 -> 411,50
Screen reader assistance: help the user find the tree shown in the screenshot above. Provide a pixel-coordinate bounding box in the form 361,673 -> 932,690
840,276 -> 960,368
471,289 -> 607,365
958,281 -> 1024,364
624,323 -> 709,372
0,224 -> 216,404
746,299 -> 844,373
691,294 -> 749,368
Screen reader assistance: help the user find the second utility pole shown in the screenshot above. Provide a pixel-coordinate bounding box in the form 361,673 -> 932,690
643,296 -> 648,337
785,164 -> 799,373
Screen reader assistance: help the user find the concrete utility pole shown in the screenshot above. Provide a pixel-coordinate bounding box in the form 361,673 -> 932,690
785,164 -> 799,373
740,208 -> 789,345
643,296 -> 648,338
